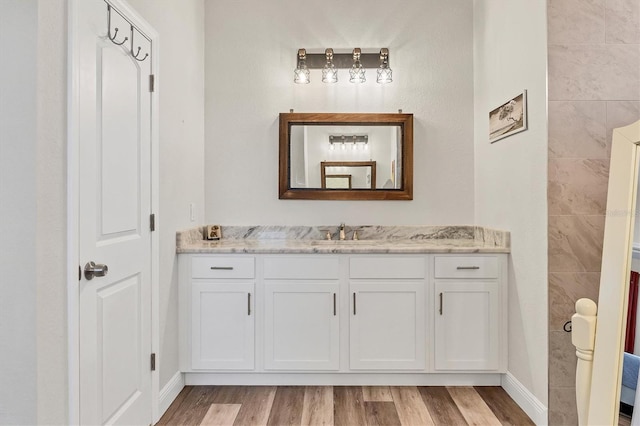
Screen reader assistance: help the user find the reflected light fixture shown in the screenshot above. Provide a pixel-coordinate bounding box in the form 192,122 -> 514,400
322,48 -> 338,83
349,48 -> 366,83
293,49 -> 310,84
294,48 -> 392,84
329,134 -> 368,150
377,48 -> 392,84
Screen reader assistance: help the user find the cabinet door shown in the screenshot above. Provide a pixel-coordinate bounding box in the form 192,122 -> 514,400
434,281 -> 499,371
192,282 -> 254,370
350,281 -> 425,370
264,282 -> 339,370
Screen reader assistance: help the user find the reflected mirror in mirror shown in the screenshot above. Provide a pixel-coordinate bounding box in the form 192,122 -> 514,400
279,113 -> 413,200
321,161 -> 377,189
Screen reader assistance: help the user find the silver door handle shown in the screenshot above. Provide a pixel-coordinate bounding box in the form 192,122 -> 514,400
211,266 -> 234,270
456,266 -> 480,270
84,261 -> 109,280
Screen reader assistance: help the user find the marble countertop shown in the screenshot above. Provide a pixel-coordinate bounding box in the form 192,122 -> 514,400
176,225 -> 510,254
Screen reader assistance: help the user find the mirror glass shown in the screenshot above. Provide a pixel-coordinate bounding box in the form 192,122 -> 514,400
279,113 -> 413,200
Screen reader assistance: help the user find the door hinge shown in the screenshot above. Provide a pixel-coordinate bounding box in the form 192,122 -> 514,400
150,213 -> 156,232
151,353 -> 156,371
149,74 -> 155,92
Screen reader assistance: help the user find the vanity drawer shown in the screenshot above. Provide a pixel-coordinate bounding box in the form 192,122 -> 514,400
350,257 -> 426,279
191,256 -> 255,279
264,256 -> 339,280
434,256 -> 498,279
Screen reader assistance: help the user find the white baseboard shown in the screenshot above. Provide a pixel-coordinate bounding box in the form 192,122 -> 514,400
158,371 -> 184,419
185,372 -> 502,386
501,372 -> 548,426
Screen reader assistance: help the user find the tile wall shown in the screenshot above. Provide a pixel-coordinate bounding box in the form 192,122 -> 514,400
548,0 -> 640,423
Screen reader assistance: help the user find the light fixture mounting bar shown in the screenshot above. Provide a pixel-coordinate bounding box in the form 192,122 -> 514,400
329,134 -> 368,143
302,51 -> 389,69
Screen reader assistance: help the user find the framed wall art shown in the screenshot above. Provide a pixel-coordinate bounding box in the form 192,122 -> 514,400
489,90 -> 528,143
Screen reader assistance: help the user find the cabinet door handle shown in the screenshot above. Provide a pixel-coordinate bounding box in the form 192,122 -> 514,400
247,293 -> 251,316
456,266 -> 480,270
439,292 -> 443,315
353,293 -> 357,315
333,293 -> 336,316
211,266 -> 234,270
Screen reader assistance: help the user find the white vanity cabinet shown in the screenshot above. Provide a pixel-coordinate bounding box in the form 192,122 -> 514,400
432,255 -> 506,372
182,256 -> 256,371
348,257 -> 426,370
263,257 -> 340,370
179,251 -> 507,380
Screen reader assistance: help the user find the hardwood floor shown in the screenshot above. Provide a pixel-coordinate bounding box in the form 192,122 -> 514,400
158,386 -> 534,426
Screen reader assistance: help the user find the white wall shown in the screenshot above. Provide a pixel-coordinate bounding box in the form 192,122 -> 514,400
473,0 -> 549,413
0,1 -> 38,423
125,0 -> 206,390
204,0 -> 475,225
36,0 -> 68,423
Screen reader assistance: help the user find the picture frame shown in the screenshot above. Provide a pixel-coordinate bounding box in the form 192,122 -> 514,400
206,225 -> 221,240
489,90 -> 528,143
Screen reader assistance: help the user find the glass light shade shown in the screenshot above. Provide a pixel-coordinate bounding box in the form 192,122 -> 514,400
349,63 -> 366,83
294,64 -> 310,84
377,66 -> 393,84
322,64 -> 338,83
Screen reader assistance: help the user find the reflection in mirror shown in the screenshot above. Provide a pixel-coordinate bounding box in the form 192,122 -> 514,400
619,166 -> 640,424
324,175 -> 352,189
290,126 -> 398,190
279,113 -> 413,200
321,161 -> 377,189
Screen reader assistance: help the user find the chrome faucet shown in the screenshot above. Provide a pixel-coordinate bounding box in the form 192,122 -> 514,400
339,223 -> 346,240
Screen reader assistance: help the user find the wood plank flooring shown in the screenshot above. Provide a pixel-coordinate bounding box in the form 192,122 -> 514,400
158,386 -> 534,426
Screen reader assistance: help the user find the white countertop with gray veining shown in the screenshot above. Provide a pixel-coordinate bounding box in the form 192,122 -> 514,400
176,226 -> 510,254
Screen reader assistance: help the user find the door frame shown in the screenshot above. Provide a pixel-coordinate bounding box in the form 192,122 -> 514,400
67,0 -> 160,423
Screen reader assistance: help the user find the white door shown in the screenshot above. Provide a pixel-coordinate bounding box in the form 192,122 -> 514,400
264,282 -> 340,370
77,1 -> 154,424
349,281 -> 426,370
191,282 -> 255,370
434,281 -> 500,371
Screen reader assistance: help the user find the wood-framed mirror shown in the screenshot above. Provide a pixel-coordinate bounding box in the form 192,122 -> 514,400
279,112 -> 413,200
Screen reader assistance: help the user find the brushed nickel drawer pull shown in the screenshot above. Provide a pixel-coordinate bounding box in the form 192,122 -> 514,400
353,293 -> 357,315
333,293 -> 336,316
211,266 -> 234,270
439,292 -> 443,315
456,266 -> 480,270
247,293 -> 251,315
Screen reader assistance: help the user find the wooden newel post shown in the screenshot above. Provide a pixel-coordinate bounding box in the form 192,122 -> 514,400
572,298 -> 598,426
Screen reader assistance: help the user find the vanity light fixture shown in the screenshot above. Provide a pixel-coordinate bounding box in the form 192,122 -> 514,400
349,48 -> 366,83
293,49 -> 310,84
377,48 -> 392,84
322,48 -> 338,83
294,48 -> 392,84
